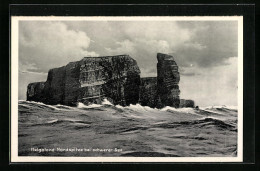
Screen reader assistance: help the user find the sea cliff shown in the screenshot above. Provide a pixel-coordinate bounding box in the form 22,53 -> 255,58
27,53 -> 194,108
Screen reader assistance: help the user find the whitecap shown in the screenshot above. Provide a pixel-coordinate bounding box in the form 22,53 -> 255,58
55,104 -> 75,110
101,99 -> 113,105
115,105 -> 124,109
77,102 -> 102,109
46,119 -> 59,124
161,106 -> 194,113
124,104 -> 159,113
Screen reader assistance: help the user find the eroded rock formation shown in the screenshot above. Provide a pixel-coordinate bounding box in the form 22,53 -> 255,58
157,53 -> 180,108
27,53 -> 193,108
27,55 -> 140,106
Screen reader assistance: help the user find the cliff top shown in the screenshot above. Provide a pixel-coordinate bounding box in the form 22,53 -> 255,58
157,53 -> 175,61
83,54 -> 130,59
49,54 -> 135,71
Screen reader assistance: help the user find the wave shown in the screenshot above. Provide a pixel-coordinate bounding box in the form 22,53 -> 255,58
54,104 -> 76,110
77,102 -> 102,109
77,101 -> 159,114
46,119 -> 59,124
202,105 -> 238,112
19,100 -> 64,111
19,100 -> 237,120
30,118 -> 92,128
154,117 -> 237,131
124,104 -> 158,113
160,106 -> 203,116
121,151 -> 180,157
18,100 -> 238,157
18,103 -> 32,109
101,99 -> 113,105
77,99 -> 114,109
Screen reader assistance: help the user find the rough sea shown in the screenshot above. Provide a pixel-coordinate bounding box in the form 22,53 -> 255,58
18,100 -> 237,157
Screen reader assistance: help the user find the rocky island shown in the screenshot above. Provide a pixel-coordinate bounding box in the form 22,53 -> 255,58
27,53 -> 194,108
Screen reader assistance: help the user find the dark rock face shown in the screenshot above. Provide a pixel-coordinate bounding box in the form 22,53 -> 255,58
157,53 -> 180,108
139,77 -> 157,108
180,99 -> 195,108
77,56 -> 140,106
27,53 -> 193,108
27,82 -> 46,102
44,66 -> 67,105
27,55 -> 140,106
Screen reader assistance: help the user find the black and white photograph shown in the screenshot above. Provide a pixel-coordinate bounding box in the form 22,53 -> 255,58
11,16 -> 243,162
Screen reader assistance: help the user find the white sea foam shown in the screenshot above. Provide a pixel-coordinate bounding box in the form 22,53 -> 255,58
55,104 -> 76,110
46,119 -> 59,124
200,116 -> 226,121
77,102 -> 102,109
101,99 -> 113,105
77,99 -> 114,108
126,104 -> 147,112
161,106 -> 194,113
125,104 -> 159,113
115,104 -> 124,109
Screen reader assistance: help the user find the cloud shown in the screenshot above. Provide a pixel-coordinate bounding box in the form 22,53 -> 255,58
179,57 -> 238,107
72,20 -> 237,76
19,62 -> 38,72
105,39 -> 135,55
174,21 -> 238,68
19,21 -> 98,73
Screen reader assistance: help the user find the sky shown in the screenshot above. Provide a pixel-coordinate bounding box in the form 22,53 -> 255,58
18,19 -> 238,107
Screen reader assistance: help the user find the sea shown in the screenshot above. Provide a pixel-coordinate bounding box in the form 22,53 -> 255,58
18,99 -> 238,157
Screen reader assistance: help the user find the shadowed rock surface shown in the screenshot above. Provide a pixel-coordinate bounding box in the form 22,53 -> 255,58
139,77 -> 157,108
180,99 -> 195,108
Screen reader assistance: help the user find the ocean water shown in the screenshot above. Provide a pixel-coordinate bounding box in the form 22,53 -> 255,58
18,100 -> 237,157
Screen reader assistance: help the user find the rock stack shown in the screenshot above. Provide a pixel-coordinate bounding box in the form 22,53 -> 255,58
156,53 -> 180,108
139,53 -> 180,108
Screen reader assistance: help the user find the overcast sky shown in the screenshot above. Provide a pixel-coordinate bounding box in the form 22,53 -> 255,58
18,20 -> 238,107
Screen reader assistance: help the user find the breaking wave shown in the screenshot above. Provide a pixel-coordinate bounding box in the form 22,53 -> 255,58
77,102 -> 102,109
